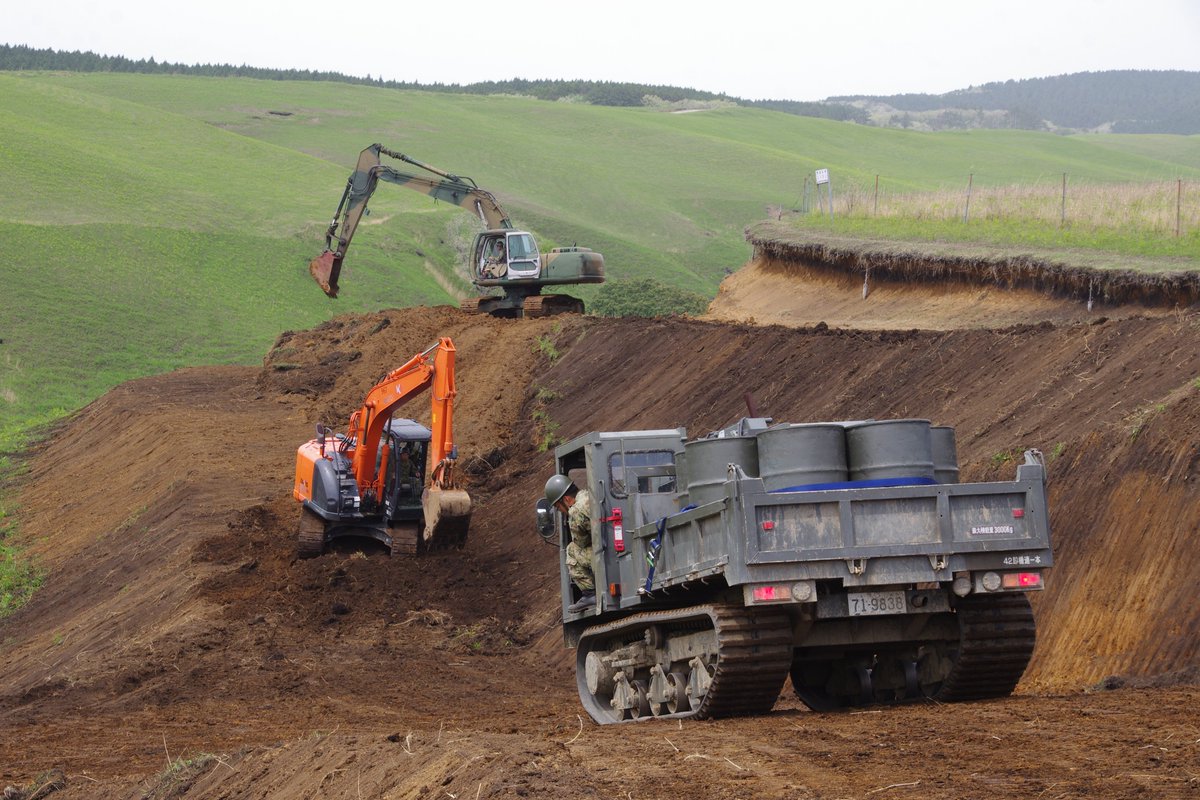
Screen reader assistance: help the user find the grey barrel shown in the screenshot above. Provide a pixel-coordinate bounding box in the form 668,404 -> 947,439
930,425 -> 960,483
845,419 -> 935,481
683,435 -> 759,506
673,449 -> 690,507
757,423 -> 849,490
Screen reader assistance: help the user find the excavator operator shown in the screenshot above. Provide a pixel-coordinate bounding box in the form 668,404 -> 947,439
546,474 -> 595,613
396,448 -> 417,493
481,239 -> 507,279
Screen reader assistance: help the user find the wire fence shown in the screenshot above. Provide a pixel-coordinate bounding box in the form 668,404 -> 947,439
791,175 -> 1198,238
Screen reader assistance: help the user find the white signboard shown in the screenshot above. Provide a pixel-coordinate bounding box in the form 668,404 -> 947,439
815,168 -> 830,185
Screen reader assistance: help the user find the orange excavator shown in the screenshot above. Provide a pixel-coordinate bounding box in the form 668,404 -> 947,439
292,337 -> 471,557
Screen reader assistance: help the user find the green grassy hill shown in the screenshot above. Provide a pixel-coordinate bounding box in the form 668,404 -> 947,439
2,70 -> 1199,439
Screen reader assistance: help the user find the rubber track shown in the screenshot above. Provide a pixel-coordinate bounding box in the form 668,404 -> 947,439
697,605 -> 794,719
297,508 -> 326,559
935,592 -> 1037,702
390,521 -> 419,556
579,604 -> 793,722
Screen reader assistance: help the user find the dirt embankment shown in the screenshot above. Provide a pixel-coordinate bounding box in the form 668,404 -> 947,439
2,291 -> 1199,797
709,222 -> 1198,330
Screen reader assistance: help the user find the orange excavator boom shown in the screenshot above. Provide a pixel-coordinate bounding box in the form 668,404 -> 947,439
344,337 -> 459,499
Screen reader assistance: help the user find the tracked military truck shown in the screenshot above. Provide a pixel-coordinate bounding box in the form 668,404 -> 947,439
536,417 -> 1052,724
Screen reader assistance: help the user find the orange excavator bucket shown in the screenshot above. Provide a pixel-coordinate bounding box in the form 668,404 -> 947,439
309,250 -> 340,298
422,486 -> 472,550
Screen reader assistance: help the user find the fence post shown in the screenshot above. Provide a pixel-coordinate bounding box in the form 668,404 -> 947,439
1061,173 -> 1067,227
962,173 -> 973,222
1178,178 -> 1183,238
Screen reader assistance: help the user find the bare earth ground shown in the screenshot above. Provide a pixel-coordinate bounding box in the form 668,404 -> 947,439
2,277 -> 1199,798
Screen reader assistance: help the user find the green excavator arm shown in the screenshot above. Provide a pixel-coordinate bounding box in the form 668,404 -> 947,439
309,144 -> 511,297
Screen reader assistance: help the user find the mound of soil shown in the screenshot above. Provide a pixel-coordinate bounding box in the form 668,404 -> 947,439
3,295 -> 1199,797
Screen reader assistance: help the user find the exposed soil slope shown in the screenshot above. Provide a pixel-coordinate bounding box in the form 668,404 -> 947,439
743,221 -> 1200,309
2,293 -> 1199,798
707,256 -> 1183,330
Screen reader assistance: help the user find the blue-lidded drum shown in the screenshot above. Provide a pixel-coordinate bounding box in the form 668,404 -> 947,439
930,425 -> 960,483
757,423 -> 848,491
683,435 -> 759,506
845,419 -> 934,481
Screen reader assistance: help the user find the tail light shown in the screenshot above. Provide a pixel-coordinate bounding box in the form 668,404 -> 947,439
1003,572 -> 1042,589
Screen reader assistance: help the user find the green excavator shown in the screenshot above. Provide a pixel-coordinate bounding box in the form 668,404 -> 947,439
308,144 -> 605,317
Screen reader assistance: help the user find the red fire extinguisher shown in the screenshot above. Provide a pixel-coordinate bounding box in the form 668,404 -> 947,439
604,507 -> 625,553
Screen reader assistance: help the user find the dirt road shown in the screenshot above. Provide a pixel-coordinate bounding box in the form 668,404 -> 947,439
2,284 -> 1198,797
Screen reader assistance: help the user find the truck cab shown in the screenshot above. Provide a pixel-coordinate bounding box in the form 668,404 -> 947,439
537,428 -> 687,621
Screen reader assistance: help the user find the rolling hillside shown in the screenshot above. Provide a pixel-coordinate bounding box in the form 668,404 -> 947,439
829,70 -> 1200,133
2,70 -> 1199,435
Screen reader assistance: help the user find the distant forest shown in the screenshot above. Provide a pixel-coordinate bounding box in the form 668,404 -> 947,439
830,70 -> 1200,134
2,45 -> 1195,133
0,44 -> 869,123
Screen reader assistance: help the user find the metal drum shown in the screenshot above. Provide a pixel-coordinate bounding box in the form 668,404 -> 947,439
845,419 -> 935,481
673,449 -> 690,507
683,435 -> 759,507
930,425 -> 960,484
757,423 -> 848,491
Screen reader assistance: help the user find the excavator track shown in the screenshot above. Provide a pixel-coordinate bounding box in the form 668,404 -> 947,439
458,297 -> 486,314
790,592 -> 1036,710
523,294 -> 585,318
576,603 -> 793,724
389,521 -> 420,556
935,592 -> 1036,701
296,507 -> 327,559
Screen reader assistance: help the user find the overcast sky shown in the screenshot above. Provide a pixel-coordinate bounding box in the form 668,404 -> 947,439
7,0 -> 1199,100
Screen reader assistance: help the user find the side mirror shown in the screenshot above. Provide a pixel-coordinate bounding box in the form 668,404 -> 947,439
535,498 -> 556,543
316,423 -> 327,438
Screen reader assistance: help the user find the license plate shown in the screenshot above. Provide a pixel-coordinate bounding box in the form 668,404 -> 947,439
847,590 -> 907,617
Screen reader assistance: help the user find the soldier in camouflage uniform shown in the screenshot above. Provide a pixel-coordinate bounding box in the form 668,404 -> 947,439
545,475 -> 596,613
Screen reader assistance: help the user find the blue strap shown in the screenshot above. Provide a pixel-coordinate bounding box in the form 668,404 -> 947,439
769,476 -> 938,493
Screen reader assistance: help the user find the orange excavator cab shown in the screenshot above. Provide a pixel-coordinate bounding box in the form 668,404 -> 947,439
292,337 -> 471,557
